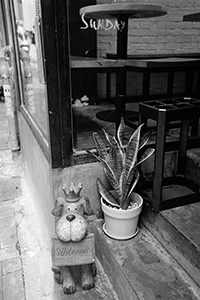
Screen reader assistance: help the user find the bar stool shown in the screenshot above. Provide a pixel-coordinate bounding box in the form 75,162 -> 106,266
138,97 -> 200,212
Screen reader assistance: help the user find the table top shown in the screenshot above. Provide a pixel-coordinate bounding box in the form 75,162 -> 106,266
71,56 -> 125,68
107,52 -> 200,59
71,56 -> 200,69
80,3 -> 167,20
125,57 -> 200,68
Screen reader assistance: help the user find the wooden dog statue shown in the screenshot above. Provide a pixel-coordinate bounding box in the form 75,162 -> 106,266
51,183 -> 95,294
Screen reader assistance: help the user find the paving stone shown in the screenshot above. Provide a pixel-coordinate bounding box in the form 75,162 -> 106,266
3,270 -> 25,300
2,257 -> 22,275
0,217 -> 15,229
0,246 -> 19,262
0,200 -> 14,211
0,225 -> 17,248
0,149 -> 13,163
0,178 -> 21,201
0,263 -> 3,300
0,208 -> 14,220
0,263 -> 2,290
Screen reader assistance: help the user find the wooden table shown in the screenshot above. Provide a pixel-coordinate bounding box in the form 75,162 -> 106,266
79,3 -> 167,129
71,57 -> 125,69
80,3 -> 167,59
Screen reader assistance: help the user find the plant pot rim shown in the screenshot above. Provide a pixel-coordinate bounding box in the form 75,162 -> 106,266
101,191 -> 143,212
100,191 -> 143,240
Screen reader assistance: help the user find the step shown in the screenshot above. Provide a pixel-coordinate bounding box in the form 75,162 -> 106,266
93,219 -> 200,300
141,201 -> 200,288
53,258 -> 119,300
186,148 -> 200,185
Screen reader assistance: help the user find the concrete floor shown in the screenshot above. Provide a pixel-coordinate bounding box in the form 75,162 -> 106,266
0,102 -> 55,299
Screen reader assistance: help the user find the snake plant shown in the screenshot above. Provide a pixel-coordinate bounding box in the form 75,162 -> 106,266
87,118 -> 155,210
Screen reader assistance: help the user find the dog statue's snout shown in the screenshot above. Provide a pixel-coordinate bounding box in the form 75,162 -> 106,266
66,214 -> 76,222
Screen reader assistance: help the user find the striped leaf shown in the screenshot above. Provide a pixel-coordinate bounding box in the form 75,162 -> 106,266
96,178 -> 120,207
121,167 -> 138,207
117,117 -> 126,150
122,124 -> 143,188
102,129 -> 124,181
135,148 -> 155,168
123,170 -> 140,209
139,129 -> 153,150
97,156 -> 122,200
93,132 -> 107,160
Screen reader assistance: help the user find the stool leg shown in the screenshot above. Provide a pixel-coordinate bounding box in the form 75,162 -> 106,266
153,110 -> 167,211
177,119 -> 189,175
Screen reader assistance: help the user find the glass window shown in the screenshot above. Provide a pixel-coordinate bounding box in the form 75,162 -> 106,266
70,1 -> 134,151
13,0 -> 48,136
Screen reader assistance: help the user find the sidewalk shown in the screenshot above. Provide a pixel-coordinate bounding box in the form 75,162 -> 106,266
0,102 -> 54,300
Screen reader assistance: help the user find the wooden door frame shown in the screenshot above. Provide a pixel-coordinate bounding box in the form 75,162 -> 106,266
40,0 -> 73,168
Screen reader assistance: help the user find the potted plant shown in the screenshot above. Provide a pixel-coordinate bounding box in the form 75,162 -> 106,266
87,118 -> 155,240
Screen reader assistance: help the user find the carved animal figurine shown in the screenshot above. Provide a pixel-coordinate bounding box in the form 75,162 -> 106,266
52,183 -> 95,294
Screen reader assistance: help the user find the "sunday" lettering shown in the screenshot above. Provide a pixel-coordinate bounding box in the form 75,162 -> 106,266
80,13 -> 125,31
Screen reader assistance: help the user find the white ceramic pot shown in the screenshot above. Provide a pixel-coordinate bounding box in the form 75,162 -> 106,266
101,192 -> 143,240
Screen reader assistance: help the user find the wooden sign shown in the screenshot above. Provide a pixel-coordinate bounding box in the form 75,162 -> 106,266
52,233 -> 95,266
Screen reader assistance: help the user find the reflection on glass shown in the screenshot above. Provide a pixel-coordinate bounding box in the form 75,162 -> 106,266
14,0 -> 48,135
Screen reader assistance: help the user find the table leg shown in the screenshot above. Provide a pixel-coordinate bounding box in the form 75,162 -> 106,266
116,68 -> 126,129
117,17 -> 128,59
115,17 -> 128,130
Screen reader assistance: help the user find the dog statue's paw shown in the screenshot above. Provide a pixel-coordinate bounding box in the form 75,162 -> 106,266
63,282 -> 76,294
81,279 -> 95,291
81,264 -> 95,290
59,266 -> 76,294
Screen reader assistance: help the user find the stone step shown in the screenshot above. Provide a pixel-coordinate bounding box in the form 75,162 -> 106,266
186,149 -> 200,185
93,219 -> 200,300
141,201 -> 200,288
54,258 -> 119,300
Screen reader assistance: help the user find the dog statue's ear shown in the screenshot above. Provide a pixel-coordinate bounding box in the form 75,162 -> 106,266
52,197 -> 65,217
82,197 -> 93,216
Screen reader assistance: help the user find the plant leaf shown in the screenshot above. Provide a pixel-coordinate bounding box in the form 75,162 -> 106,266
121,167 -> 138,207
117,117 -> 126,150
135,148 -> 155,168
97,156 -> 122,201
102,129 -> 124,181
86,149 -> 102,163
122,123 -> 143,189
93,132 -> 107,160
123,170 -> 140,209
96,178 -> 120,207
139,130 -> 153,150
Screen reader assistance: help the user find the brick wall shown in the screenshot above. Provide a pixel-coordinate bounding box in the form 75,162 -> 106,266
97,0 -> 200,56
95,0 -> 200,99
